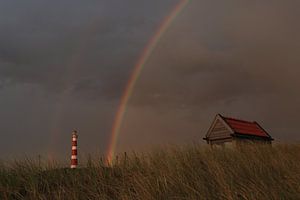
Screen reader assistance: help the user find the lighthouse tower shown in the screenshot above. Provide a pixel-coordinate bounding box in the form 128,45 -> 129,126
71,130 -> 78,169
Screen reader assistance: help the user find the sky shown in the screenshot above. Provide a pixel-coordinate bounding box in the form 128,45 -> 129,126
0,0 -> 300,159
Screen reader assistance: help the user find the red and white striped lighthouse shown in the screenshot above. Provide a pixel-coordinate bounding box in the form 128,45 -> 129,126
71,130 -> 78,169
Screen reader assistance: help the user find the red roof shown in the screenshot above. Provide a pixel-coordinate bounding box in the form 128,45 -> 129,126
221,116 -> 271,138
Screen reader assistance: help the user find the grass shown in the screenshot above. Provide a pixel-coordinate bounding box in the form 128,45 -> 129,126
0,144 -> 299,199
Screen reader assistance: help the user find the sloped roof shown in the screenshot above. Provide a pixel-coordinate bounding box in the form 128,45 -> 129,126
220,115 -> 272,139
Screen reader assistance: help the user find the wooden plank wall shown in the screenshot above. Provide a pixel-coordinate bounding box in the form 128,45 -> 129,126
210,138 -> 232,145
208,119 -> 232,141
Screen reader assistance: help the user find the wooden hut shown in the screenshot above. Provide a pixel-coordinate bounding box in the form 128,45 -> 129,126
203,114 -> 273,146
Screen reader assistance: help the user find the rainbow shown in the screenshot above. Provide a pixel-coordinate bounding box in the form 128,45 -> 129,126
106,0 -> 190,164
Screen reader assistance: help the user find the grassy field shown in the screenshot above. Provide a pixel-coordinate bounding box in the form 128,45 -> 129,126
0,144 -> 299,199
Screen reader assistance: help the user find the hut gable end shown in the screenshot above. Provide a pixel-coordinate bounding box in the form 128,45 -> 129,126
204,114 -> 234,143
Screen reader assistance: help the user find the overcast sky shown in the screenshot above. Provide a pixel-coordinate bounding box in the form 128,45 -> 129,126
0,0 -> 300,159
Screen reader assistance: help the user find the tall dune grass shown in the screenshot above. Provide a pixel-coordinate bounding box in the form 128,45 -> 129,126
0,144 -> 299,199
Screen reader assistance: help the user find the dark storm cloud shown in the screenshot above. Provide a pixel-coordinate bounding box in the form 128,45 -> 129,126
131,0 -> 300,108
0,0 -> 174,97
0,0 -> 300,157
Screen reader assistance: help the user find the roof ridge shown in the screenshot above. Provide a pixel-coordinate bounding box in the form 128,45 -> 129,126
221,115 -> 255,124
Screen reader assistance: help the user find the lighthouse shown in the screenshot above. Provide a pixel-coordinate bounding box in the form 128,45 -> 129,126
71,130 -> 78,169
